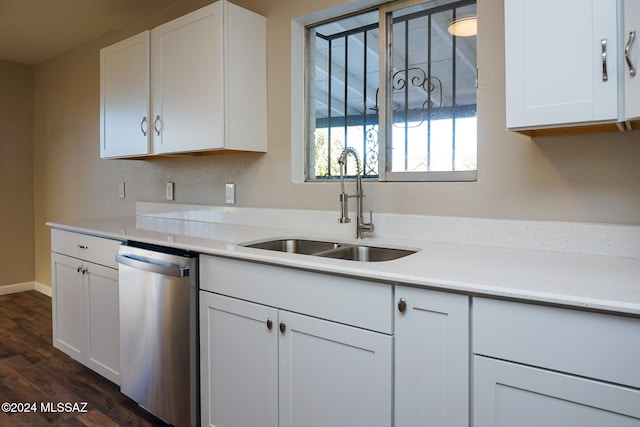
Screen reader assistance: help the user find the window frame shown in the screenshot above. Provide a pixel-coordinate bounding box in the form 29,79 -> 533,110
291,0 -> 477,183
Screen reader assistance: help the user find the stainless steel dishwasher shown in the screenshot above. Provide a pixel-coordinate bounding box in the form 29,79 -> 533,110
116,242 -> 199,427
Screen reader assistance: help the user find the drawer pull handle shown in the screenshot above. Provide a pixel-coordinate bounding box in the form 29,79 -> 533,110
140,116 -> 148,136
602,38 -> 608,82
77,245 -> 88,249
626,30 -> 636,77
154,115 -> 162,136
398,298 -> 407,313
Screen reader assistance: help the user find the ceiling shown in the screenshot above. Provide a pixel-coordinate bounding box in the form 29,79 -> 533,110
0,0 -> 179,65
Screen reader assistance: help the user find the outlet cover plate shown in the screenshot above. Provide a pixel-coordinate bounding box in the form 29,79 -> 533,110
166,182 -> 174,201
225,183 -> 235,204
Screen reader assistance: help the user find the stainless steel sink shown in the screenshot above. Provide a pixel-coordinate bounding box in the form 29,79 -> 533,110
241,238 -> 417,262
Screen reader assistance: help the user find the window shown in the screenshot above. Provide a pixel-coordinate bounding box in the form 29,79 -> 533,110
306,0 -> 477,182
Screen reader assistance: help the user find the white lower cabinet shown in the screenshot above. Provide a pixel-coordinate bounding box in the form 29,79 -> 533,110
474,356 -> 640,426
394,286 -> 469,427
51,230 -> 121,384
278,310 -> 392,427
199,255 -> 393,427
201,256 -> 640,427
473,297 -> 640,426
199,292 -> 278,427
51,253 -> 85,360
84,261 -> 120,382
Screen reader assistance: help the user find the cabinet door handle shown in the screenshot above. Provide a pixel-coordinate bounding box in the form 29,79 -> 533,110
77,244 -> 88,249
140,116 -> 148,136
154,115 -> 162,136
601,38 -> 608,82
626,31 -> 637,77
266,318 -> 273,331
76,266 -> 82,273
398,298 -> 407,313
81,267 -> 88,275
279,321 -> 286,334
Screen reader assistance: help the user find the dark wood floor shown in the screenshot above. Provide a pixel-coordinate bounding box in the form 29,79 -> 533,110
0,290 -> 168,426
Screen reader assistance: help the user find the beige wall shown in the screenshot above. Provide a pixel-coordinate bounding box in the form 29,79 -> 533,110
0,60 -> 34,286
33,0 -> 640,286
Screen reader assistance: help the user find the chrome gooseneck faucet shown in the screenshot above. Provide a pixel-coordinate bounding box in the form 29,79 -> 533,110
338,147 -> 375,239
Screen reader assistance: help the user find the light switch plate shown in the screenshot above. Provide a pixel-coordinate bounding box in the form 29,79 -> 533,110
225,182 -> 235,204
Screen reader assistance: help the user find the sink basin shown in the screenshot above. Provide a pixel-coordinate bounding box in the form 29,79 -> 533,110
241,238 -> 417,262
243,238 -> 339,254
314,245 -> 416,262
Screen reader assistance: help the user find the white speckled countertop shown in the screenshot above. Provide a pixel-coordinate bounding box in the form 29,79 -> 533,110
47,203 -> 640,316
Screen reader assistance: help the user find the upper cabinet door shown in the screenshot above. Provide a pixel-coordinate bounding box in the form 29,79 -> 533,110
505,0 -> 619,130
151,4 -> 224,154
624,0 -> 640,125
100,31 -> 150,158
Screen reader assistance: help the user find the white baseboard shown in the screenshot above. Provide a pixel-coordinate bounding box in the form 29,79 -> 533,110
0,282 -> 35,295
34,282 -> 52,297
0,281 -> 52,298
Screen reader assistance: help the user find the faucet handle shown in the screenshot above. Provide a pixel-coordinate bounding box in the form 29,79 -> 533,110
360,210 -> 375,234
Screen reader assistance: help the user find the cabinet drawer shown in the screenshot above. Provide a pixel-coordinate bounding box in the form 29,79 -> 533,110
473,297 -> 640,389
474,355 -> 640,425
51,229 -> 122,268
200,255 -> 392,334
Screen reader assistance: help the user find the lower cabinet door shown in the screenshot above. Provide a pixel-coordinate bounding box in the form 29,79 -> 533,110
85,262 -> 120,384
394,286 -> 469,427
51,253 -> 85,361
474,355 -> 640,427
200,291 -> 279,427
278,311 -> 392,427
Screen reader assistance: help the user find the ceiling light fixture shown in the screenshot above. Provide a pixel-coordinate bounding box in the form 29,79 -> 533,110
448,16 -> 477,37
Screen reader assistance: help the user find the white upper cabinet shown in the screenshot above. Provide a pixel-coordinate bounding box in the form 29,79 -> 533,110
151,5 -> 224,154
505,0 -> 639,134
624,0 -> 640,128
100,0 -> 266,158
151,2 -> 267,154
100,32 -> 150,159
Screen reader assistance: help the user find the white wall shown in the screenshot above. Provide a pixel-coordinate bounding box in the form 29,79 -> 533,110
0,60 -> 34,287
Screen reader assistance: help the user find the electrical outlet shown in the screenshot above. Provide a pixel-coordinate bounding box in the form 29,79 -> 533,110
118,182 -> 125,199
166,182 -> 174,201
225,182 -> 235,204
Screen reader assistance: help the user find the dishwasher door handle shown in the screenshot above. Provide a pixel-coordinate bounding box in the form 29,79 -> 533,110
116,253 -> 190,277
